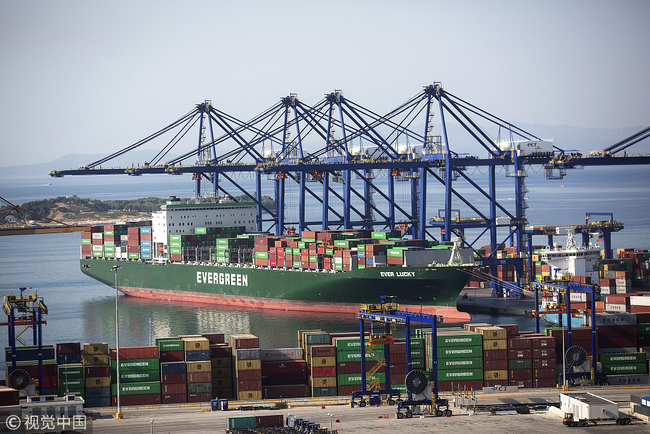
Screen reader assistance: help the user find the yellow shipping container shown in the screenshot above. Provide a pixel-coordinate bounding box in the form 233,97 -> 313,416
186,361 -> 211,373
238,390 -> 262,401
85,376 -> 110,388
482,339 -> 507,350
483,370 -> 508,380
310,356 -> 336,367
210,357 -> 232,368
310,376 -> 336,387
83,343 -> 109,355
182,337 -> 210,351
82,354 -> 110,366
236,359 -> 262,371
477,326 -> 507,340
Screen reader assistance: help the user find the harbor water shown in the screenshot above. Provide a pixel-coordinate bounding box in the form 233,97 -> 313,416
0,165 -> 649,377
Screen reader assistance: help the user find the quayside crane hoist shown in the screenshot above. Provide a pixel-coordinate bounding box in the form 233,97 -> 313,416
49,83 -> 650,296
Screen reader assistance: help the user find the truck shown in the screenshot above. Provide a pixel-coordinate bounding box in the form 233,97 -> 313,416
560,392 -> 632,426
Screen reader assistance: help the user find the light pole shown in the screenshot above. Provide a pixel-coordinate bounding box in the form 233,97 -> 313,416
327,413 -> 333,432
112,265 -> 122,419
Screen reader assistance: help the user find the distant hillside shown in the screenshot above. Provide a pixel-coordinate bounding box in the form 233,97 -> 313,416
3,195 -> 276,224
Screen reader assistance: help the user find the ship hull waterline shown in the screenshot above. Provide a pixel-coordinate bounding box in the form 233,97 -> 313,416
80,258 -> 474,322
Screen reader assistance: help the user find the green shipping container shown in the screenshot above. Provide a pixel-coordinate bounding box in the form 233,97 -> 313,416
337,372 -> 385,386
600,353 -> 646,365
227,416 -> 257,430
255,251 -> 268,259
111,369 -> 160,383
336,351 -> 376,363
81,238 -> 92,245
601,363 -> 647,375
637,323 -> 650,336
411,359 -> 425,370
112,381 -> 161,396
110,358 -> 159,372
437,333 -> 482,347
157,339 -> 184,352
437,346 -> 483,359
128,252 -> 140,259
311,387 -> 337,397
58,364 -> 84,378
508,359 -> 532,370
437,368 -> 483,382
59,378 -> 84,388
439,357 -> 483,370
187,382 -> 212,394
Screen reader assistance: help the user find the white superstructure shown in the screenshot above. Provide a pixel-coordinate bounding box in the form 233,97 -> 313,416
539,227 -> 601,282
152,196 -> 257,246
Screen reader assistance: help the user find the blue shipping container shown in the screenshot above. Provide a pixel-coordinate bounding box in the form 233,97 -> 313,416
161,361 -> 186,374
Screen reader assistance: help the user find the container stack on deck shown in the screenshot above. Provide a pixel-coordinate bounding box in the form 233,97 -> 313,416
5,345 -> 57,396
309,344 -> 337,397
83,343 -> 111,408
209,339 -> 234,399
333,335 -> 385,396
424,328 -> 483,392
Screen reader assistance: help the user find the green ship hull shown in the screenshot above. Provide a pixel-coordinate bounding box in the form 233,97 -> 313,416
80,258 -> 475,320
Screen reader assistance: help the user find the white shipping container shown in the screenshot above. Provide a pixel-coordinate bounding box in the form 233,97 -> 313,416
605,303 -> 626,312
560,392 -> 619,420
569,292 -> 591,302
630,296 -> 650,307
606,374 -> 650,386
615,278 -> 631,288
260,348 -> 303,362
92,245 -> 103,252
600,286 -> 614,295
597,347 -> 638,355
586,312 -> 636,327
92,232 -> 103,239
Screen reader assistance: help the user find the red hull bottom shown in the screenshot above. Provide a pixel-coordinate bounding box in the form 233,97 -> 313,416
120,286 -> 470,322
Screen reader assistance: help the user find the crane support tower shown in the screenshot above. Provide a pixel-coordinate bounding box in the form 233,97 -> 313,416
1,287 -> 48,395
352,296 -> 451,417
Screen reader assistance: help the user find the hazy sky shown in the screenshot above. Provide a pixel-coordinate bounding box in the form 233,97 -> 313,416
1,0 -> 649,166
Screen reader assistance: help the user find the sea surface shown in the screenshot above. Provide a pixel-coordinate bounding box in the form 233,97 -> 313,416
0,164 -> 649,376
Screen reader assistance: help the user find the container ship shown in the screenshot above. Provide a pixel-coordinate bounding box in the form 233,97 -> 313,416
79,197 -> 476,320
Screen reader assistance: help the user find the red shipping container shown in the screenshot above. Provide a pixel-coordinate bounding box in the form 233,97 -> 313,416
598,336 -> 636,348
6,363 -> 57,378
162,393 -> 187,404
312,367 -> 336,377
391,353 -> 407,364
532,348 -> 556,359
509,378 -> 533,388
161,373 -> 187,384
389,342 -> 407,354
509,369 -> 532,380
237,379 -> 263,391
484,359 -> 508,371
533,368 -> 556,379
187,372 -> 212,383
187,392 -> 211,403
535,377 -> 557,388
597,325 -> 636,337
256,415 -> 285,428
41,375 -> 58,388
229,335 -> 259,349
262,385 -> 310,399
110,346 -> 159,360
261,360 -> 307,375
162,383 -> 187,395
0,387 -> 19,406
202,333 -> 225,344
484,380 -> 509,388
508,338 -> 531,350
310,345 -> 336,357
160,350 -> 185,362
85,366 -> 110,377
532,358 -> 554,369
528,337 -> 555,348
389,363 -> 408,375
508,349 -> 532,360
112,394 -> 160,406
500,324 -> 519,336
262,372 -> 308,386
57,342 -> 81,354
210,345 -> 232,358
236,369 -> 262,381
483,349 -> 508,361
631,306 -> 650,313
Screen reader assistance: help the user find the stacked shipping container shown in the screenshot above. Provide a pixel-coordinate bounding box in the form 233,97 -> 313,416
83,343 -> 111,407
